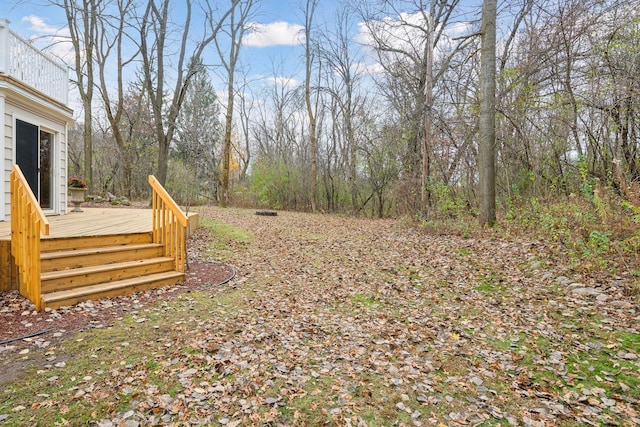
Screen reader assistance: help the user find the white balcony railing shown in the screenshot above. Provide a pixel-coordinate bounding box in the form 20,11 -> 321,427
0,18 -> 69,106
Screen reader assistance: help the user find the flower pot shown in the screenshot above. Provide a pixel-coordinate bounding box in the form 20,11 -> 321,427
69,187 -> 87,212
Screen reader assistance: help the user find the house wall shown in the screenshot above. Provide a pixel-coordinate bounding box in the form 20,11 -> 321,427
2,96 -> 10,221
0,93 -> 12,291
1,93 -> 70,221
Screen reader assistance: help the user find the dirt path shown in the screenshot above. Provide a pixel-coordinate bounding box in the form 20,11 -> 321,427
0,207 -> 638,426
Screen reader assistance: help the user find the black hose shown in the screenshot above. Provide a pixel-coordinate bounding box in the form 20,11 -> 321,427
0,328 -> 54,345
215,265 -> 237,286
187,261 -> 237,288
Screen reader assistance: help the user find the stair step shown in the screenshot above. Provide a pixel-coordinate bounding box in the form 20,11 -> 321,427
40,232 -> 153,252
41,243 -> 165,272
40,271 -> 185,310
41,257 -> 176,293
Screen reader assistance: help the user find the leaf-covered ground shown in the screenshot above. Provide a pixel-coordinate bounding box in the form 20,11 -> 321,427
1,207 -> 638,426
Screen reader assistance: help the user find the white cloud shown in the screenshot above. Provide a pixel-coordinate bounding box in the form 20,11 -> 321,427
22,15 -> 64,35
356,11 -> 474,50
360,61 -> 385,75
356,12 -> 432,53
265,75 -> 300,88
444,21 -> 474,38
243,21 -> 304,47
251,74 -> 300,89
356,11 -> 474,67
21,15 -> 74,63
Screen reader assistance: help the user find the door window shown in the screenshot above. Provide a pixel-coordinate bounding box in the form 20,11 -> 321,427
39,130 -> 54,210
15,119 -> 38,195
15,119 -> 55,210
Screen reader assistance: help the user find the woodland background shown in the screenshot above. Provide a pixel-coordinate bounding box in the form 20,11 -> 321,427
54,0 -> 640,273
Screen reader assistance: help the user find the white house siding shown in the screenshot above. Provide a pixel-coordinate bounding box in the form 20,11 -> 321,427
2,94 -> 71,221
1,94 -> 11,220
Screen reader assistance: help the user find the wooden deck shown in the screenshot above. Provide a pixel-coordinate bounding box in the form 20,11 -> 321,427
0,207 -> 199,296
0,208 -> 154,241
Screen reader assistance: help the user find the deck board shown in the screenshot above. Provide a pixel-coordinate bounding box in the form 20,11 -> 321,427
0,208 -> 153,241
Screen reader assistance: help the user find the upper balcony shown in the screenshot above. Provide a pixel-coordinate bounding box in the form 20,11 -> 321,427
0,18 -> 69,106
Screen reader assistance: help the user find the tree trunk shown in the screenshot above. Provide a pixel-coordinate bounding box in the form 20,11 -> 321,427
478,0 -> 497,227
216,0 -> 253,207
421,14 -> 434,217
347,99 -> 358,215
617,97 -> 639,182
63,0 -> 96,191
305,0 -> 319,213
82,99 -> 92,190
81,0 -> 94,192
221,82 -> 234,208
156,135 -> 169,186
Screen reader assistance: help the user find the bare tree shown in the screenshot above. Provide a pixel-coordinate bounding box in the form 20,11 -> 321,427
122,82 -> 160,197
94,0 -> 139,197
319,8 -> 368,215
61,0 -> 101,191
478,0 -> 496,227
139,0 -> 235,187
358,0 -> 464,214
236,74 -> 254,180
216,0 -> 255,207
304,0 -> 320,212
421,10 -> 434,216
252,71 -> 301,163
174,60 -> 222,202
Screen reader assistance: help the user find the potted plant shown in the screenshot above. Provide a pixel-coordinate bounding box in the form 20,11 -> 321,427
68,177 -> 88,212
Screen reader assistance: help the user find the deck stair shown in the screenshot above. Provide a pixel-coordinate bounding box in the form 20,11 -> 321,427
10,169 -> 189,311
38,232 -> 184,309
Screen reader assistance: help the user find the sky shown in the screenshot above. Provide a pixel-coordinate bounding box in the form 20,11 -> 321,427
2,0 -> 349,113
3,0 -> 352,77
2,0 -> 483,116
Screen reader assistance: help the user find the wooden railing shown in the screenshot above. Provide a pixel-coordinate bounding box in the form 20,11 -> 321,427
148,175 -> 188,272
0,19 -> 69,105
10,165 -> 50,311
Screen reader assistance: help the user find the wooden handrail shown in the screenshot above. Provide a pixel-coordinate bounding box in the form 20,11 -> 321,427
148,175 -> 188,272
10,165 -> 50,310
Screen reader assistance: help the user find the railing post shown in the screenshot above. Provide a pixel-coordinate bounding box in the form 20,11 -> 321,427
148,175 -> 188,273
11,165 -> 50,311
0,19 -> 10,75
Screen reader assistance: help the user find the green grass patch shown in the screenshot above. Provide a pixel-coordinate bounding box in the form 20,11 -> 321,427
561,330 -> 639,399
351,293 -> 379,308
565,351 -> 639,396
302,232 -> 328,240
0,287 -> 255,426
456,247 -> 472,256
474,272 -> 505,296
0,324 -> 161,425
200,217 -> 253,243
278,377 -> 338,425
199,217 -> 253,260
491,332 -> 528,352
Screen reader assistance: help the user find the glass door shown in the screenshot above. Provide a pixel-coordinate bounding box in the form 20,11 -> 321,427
15,119 -> 55,211
39,130 -> 54,210
16,119 -> 39,196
